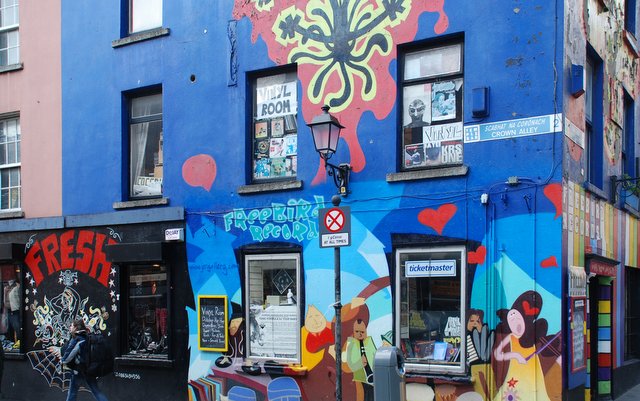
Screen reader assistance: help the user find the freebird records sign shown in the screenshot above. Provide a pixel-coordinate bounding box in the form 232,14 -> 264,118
318,206 -> 351,248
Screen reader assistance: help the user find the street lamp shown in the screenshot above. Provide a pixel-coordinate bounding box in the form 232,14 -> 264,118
307,105 -> 351,196
308,105 -> 349,401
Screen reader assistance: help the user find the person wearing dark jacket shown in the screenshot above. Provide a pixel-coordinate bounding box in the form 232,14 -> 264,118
56,319 -> 109,401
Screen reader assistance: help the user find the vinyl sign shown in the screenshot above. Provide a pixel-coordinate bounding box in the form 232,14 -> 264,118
405,260 -> 456,277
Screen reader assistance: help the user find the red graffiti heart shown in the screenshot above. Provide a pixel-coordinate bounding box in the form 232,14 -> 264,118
543,183 -> 562,219
522,300 -> 540,317
541,256 -> 558,268
418,204 -> 457,235
468,245 -> 487,265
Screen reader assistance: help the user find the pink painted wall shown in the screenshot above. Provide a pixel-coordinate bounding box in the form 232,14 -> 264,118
0,1 -> 61,217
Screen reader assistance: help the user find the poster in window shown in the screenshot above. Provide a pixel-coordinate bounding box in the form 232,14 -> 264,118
271,118 -> 284,138
404,144 -> 425,167
249,304 -> 298,360
269,138 -> 286,158
571,297 -> 586,371
284,135 -> 297,156
255,139 -> 269,158
422,122 -> 464,166
270,158 -> 288,178
255,121 -> 268,139
284,114 -> 297,133
255,81 -> 298,120
431,81 -> 457,122
254,158 -> 271,178
402,84 -> 432,129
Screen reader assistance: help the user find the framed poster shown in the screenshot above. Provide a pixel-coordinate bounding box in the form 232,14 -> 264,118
570,297 -> 586,372
198,295 -> 228,352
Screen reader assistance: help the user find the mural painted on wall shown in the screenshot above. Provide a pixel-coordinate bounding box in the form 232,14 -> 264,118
19,229 -> 120,390
232,0 -> 450,183
185,181 -> 563,401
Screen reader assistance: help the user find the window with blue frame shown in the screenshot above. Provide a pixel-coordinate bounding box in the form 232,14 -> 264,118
250,69 -> 298,183
400,41 -> 464,171
128,92 -> 163,199
585,52 -> 604,190
128,0 -> 162,34
622,92 -> 637,207
625,0 -> 636,36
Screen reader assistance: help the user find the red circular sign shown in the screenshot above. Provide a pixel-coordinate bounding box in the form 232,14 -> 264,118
324,208 -> 345,233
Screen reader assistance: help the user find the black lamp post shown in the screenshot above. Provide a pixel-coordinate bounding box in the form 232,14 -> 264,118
307,105 -> 351,196
307,105 -> 350,401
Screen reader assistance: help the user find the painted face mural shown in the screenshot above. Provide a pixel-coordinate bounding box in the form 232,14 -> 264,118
22,229 -> 120,390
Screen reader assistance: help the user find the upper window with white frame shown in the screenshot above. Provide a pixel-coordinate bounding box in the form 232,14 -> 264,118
245,253 -> 300,363
250,70 -> 298,183
400,42 -> 463,171
129,93 -> 163,199
0,0 -> 19,67
0,115 -> 20,210
396,245 -> 466,374
129,0 -> 162,34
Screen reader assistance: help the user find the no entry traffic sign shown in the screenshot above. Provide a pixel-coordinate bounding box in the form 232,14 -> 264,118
318,206 -> 351,248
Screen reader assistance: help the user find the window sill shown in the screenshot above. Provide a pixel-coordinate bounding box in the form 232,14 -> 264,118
0,210 -> 24,220
112,27 -> 170,48
0,63 -> 23,74
386,165 -> 468,183
115,356 -> 173,368
113,197 -> 169,210
237,180 -> 303,195
405,371 -> 472,384
583,182 -> 608,200
623,202 -> 640,218
233,361 -> 307,376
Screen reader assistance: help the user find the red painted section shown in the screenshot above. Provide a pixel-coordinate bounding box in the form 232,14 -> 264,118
182,154 -> 217,191
468,245 -> 487,265
543,183 -> 563,219
417,204 -> 457,235
541,256 -> 558,268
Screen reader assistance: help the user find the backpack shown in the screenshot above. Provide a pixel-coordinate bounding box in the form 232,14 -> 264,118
82,333 -> 114,377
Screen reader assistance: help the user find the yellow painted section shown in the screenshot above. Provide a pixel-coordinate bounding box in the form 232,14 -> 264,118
598,300 -> 611,314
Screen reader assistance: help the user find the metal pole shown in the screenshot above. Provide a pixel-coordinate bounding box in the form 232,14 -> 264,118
334,245 -> 342,401
332,194 -> 342,401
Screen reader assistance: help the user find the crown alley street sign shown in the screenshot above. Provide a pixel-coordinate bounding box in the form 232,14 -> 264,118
318,206 -> 351,248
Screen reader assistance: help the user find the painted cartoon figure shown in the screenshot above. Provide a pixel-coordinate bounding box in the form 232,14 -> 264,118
345,319 -> 376,401
493,291 -> 561,401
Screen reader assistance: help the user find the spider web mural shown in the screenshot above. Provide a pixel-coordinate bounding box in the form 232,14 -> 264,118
24,269 -> 116,390
26,350 -> 72,391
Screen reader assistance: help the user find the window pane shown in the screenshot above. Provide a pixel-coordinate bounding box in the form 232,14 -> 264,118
130,93 -> 162,198
0,188 -> 7,209
127,264 -> 168,356
404,44 -> 462,80
0,144 -> 6,165
9,187 -> 18,208
131,93 -> 162,119
1,264 -> 22,352
246,255 -> 300,362
130,0 -> 162,33
398,248 -> 464,372
7,141 -> 15,164
252,72 -> 298,182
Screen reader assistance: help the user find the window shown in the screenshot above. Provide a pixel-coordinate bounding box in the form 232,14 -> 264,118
396,246 -> 466,374
625,266 -> 640,360
0,0 -> 19,67
0,115 -> 20,210
400,42 -> 463,170
585,53 -> 603,189
2,264 -> 22,352
129,93 -> 162,198
250,70 -> 298,183
125,264 -> 168,356
245,253 -> 300,362
129,0 -> 162,34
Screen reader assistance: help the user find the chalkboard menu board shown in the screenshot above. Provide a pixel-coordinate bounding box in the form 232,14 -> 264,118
198,295 -> 228,352
570,297 -> 586,372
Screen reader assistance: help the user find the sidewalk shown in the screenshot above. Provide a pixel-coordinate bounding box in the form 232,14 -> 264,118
617,382 -> 640,401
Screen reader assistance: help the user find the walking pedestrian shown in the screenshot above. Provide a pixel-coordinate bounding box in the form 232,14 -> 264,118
51,319 -> 110,401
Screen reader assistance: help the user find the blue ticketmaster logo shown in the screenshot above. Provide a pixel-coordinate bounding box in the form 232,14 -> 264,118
405,260 -> 456,277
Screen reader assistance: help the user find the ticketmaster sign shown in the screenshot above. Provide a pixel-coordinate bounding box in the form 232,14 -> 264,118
405,260 -> 457,277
